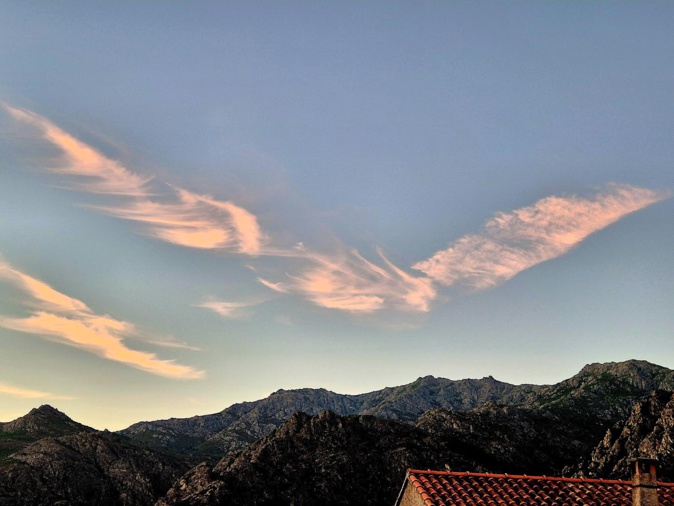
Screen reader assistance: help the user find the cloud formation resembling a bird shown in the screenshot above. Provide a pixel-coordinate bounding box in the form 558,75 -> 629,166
3,103 -> 671,317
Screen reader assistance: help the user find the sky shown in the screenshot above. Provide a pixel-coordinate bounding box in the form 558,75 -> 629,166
0,1 -> 672,431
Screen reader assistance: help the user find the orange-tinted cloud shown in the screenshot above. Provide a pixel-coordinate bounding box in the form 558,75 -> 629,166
199,195 -> 265,255
3,104 -> 151,197
0,381 -> 74,400
94,186 -> 266,254
0,268 -> 88,314
260,248 -> 436,313
413,184 -> 671,289
4,104 -> 266,255
0,261 -> 203,379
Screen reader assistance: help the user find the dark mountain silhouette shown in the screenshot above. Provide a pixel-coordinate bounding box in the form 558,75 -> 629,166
0,431 -> 188,506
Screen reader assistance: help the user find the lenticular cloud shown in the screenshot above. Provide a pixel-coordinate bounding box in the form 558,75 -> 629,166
413,184 -> 670,290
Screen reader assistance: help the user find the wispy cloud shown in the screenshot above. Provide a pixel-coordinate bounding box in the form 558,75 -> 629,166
197,300 -> 259,320
5,104 -> 670,316
260,248 -> 437,313
0,381 -> 74,400
94,186 -> 266,253
126,330 -> 202,351
4,104 -> 434,314
3,104 -> 151,197
3,104 -> 266,255
413,184 -> 671,289
0,261 -> 203,379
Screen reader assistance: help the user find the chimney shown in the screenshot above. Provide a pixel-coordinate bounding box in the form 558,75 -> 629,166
632,458 -> 659,506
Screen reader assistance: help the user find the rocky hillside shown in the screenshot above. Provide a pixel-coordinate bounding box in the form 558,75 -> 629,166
0,405 -> 94,463
415,403 -> 591,475
0,407 -> 189,506
123,360 -> 674,462
579,390 -> 674,480
157,411 -> 428,506
156,403 -> 611,506
121,376 -> 532,461
524,361 -> 674,424
0,431 -> 189,506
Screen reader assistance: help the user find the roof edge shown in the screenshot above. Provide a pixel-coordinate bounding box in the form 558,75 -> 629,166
393,470 -> 412,506
406,469 -> 674,487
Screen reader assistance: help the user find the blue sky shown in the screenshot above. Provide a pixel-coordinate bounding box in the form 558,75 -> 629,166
0,1 -> 672,430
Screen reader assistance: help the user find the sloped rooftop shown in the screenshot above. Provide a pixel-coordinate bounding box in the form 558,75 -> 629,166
398,470 -> 674,506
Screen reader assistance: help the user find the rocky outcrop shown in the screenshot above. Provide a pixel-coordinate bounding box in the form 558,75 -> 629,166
580,390 -> 674,480
156,404 -> 607,506
157,411 -> 449,506
525,361 -> 674,424
0,431 -> 188,506
415,403 -> 591,475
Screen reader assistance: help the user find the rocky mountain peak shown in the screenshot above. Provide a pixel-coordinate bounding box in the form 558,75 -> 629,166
27,404 -> 69,418
416,375 -> 436,382
1,404 -> 93,437
578,360 -> 672,382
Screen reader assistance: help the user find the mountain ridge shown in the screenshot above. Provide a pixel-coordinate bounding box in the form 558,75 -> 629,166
1,359 -> 673,506
120,359 -> 674,461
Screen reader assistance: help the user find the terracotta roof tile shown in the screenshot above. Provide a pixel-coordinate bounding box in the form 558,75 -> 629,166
404,470 -> 674,506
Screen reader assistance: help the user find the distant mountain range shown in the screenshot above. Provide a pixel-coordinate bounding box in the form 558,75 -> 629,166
120,359 -> 674,462
1,359 -> 673,505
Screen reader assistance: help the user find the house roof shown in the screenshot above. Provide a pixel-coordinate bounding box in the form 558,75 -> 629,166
398,469 -> 674,506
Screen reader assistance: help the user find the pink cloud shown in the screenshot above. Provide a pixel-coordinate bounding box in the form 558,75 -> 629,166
4,104 -> 266,255
200,195 -> 265,255
3,104 -> 150,197
0,262 -> 88,313
2,313 -> 202,380
260,248 -> 436,313
413,184 -> 671,289
5,104 -> 670,317
94,186 -> 266,253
